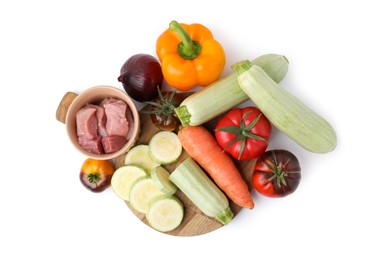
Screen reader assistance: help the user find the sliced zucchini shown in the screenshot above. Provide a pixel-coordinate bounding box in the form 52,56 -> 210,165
148,131 -> 182,165
111,165 -> 147,201
146,195 -> 184,233
129,176 -> 165,214
124,144 -> 160,173
150,166 -> 178,195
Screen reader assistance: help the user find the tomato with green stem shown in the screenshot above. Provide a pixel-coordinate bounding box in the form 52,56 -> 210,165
80,158 -> 115,192
215,106 -> 271,160
252,149 -> 301,198
142,87 -> 191,132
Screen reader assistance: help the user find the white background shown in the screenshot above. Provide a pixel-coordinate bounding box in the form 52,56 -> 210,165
1,0 -> 389,259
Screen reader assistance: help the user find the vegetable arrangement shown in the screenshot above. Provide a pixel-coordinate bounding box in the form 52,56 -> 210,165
72,19 -> 337,235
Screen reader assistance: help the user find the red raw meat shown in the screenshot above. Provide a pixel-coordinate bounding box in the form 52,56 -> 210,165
86,104 -> 107,137
76,97 -> 131,155
76,106 -> 98,140
78,136 -> 103,154
102,98 -> 129,137
102,136 -> 127,154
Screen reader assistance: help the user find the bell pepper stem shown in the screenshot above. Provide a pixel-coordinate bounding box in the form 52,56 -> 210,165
169,20 -> 201,60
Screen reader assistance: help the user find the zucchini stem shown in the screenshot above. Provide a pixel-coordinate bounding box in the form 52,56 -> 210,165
231,60 -> 252,75
215,207 -> 234,225
174,105 -> 191,126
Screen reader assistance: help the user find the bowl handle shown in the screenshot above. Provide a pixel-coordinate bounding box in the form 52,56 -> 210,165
56,92 -> 78,124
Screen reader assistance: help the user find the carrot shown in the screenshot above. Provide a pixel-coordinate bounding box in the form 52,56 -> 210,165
178,125 -> 254,209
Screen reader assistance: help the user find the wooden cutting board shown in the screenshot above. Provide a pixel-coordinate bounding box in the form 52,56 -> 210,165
57,91 -> 257,237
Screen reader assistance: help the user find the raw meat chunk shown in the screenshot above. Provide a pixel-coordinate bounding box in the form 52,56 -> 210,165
102,136 -> 127,154
75,97 -> 131,155
86,104 -> 107,137
102,98 -> 129,137
78,136 -> 103,154
76,106 -> 98,140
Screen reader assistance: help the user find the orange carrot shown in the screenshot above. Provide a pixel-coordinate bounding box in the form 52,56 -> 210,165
178,125 -> 254,209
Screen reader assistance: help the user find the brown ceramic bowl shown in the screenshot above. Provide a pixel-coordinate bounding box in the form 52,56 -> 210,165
65,85 -> 140,160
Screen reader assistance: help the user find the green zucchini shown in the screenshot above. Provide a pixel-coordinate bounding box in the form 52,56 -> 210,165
129,176 -> 165,214
124,144 -> 160,173
175,54 -> 289,126
148,131 -> 182,165
169,157 -> 233,225
232,60 -> 337,153
150,166 -> 178,195
111,165 -> 148,201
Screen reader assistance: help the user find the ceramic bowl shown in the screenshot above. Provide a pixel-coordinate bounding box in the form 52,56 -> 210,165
65,85 -> 140,160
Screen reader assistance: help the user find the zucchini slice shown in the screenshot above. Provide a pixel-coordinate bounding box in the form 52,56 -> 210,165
146,195 -> 184,233
129,176 -> 165,214
124,144 -> 160,173
111,165 -> 148,201
148,131 -> 182,165
151,166 -> 178,195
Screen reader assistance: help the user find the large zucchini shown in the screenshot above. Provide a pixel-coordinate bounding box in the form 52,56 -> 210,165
175,54 -> 289,126
232,60 -> 337,153
169,157 -> 233,225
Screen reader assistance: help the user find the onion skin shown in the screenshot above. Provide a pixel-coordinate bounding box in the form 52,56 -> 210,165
118,54 -> 163,102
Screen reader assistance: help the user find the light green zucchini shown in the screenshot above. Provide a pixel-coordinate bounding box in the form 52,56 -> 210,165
146,195 -> 184,233
175,54 -> 289,126
111,165 -> 148,201
150,166 -> 178,195
124,144 -> 160,173
232,60 -> 337,153
129,176 -> 165,214
169,157 -> 233,225
148,131 -> 182,165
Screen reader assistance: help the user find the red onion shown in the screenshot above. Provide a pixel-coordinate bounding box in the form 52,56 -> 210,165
118,54 -> 163,102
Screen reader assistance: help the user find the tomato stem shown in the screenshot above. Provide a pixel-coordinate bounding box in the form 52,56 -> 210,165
142,87 -> 177,121
87,173 -> 101,185
266,162 -> 287,187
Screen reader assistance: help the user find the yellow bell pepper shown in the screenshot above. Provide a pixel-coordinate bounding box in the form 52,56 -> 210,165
156,20 -> 226,91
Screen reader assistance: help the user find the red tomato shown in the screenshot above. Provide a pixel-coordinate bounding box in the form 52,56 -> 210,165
215,106 -> 271,160
252,149 -> 301,198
